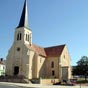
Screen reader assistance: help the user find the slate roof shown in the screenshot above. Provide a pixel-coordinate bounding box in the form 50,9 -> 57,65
17,0 -> 29,28
26,44 -> 65,57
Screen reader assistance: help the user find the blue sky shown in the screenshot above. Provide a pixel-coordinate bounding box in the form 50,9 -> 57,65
0,0 -> 88,65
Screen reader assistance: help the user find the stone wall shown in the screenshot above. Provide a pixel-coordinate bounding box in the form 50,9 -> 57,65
40,78 -> 59,85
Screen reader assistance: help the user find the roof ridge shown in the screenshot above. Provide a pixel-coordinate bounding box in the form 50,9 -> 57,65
32,44 -> 44,49
44,44 -> 66,49
25,43 -> 66,57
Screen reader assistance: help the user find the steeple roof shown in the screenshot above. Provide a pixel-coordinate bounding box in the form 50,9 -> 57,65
17,0 -> 29,28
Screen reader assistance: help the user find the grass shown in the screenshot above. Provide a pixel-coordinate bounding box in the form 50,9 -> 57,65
76,77 -> 88,83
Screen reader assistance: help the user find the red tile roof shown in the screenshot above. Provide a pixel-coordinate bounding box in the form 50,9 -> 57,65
26,44 -> 65,57
44,44 -> 65,57
32,44 -> 46,57
0,61 -> 4,65
26,44 -> 46,57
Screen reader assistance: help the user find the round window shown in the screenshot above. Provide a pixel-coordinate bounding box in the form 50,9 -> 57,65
17,47 -> 20,51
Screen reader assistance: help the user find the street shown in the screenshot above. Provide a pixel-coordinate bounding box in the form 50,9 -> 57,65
0,82 -> 88,88
0,84 -> 21,88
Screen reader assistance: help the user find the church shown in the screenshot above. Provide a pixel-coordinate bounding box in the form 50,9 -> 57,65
6,0 -> 72,83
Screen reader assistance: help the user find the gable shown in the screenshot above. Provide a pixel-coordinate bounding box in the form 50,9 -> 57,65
60,46 -> 71,66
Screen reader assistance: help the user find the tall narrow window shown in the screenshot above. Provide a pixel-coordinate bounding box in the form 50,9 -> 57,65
28,35 -> 29,41
52,70 -> 55,76
17,33 -> 22,41
30,34 -> 32,44
26,34 -> 30,41
51,61 -> 54,68
26,34 -> 27,41
17,33 -> 19,40
19,33 -> 21,40
17,33 -> 22,40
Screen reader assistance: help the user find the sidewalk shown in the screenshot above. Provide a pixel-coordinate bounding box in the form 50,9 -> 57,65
0,82 -> 88,88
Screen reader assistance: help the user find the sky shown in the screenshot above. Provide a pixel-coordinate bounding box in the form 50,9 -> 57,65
0,0 -> 88,66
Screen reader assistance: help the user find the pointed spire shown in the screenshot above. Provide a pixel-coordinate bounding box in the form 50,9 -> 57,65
17,0 -> 29,28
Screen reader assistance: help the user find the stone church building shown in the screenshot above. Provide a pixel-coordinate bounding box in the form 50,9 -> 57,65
6,0 -> 72,82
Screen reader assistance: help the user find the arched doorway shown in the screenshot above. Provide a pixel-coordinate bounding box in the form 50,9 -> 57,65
14,66 -> 19,75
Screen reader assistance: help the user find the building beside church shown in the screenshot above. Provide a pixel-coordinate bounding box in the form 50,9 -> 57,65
0,58 -> 5,76
6,0 -> 72,83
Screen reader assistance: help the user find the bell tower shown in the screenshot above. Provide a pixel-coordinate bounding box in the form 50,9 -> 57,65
14,0 -> 32,45
6,0 -> 32,78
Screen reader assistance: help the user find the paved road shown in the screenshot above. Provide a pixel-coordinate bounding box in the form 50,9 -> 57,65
0,84 -> 21,88
0,82 -> 88,88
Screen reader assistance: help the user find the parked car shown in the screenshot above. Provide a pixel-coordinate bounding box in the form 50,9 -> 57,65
53,80 -> 75,86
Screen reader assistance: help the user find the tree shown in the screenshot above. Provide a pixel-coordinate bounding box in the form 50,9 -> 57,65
73,56 -> 88,81
72,66 -> 79,75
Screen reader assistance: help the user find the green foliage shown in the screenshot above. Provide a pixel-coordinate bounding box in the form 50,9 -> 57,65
77,80 -> 88,83
77,81 -> 88,83
77,56 -> 88,76
72,56 -> 88,81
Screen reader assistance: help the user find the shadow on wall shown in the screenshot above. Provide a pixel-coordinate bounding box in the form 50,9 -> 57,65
39,58 -> 47,78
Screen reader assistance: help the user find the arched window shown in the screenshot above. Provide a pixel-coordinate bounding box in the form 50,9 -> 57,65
28,35 -> 29,41
30,33 -> 32,41
52,70 -> 55,76
26,34 -> 27,41
26,34 -> 30,41
51,61 -> 54,68
17,33 -> 22,40
19,33 -> 21,40
17,33 -> 19,40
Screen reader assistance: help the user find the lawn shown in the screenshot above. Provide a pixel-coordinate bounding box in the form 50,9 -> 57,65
77,77 -> 88,83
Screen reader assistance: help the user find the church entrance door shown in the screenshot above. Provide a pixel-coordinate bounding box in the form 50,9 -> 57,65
14,66 -> 19,75
62,67 -> 68,81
